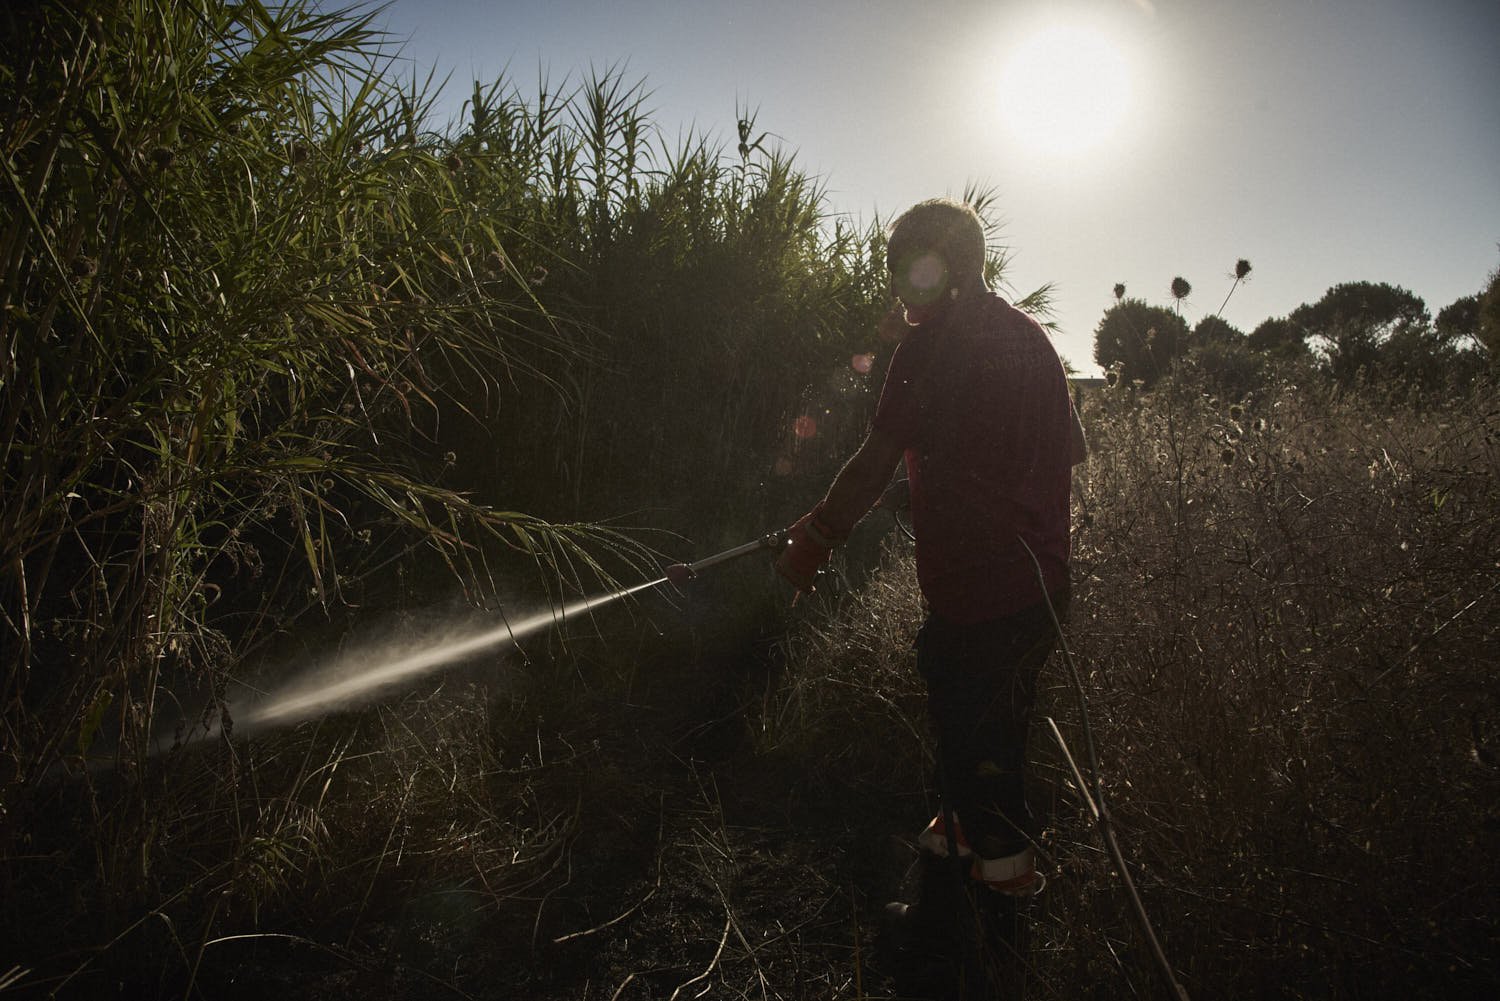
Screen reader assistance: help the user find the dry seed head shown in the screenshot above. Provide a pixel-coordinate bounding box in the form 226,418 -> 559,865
1235,258 -> 1252,280
1113,282 -> 1126,301
1171,276 -> 1191,300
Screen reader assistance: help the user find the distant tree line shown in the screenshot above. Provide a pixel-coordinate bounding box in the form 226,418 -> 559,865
1094,263 -> 1499,399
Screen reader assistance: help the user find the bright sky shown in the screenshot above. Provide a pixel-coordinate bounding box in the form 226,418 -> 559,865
375,0 -> 1500,375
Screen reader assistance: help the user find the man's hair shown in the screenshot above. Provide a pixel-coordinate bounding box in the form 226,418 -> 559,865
886,198 -> 987,286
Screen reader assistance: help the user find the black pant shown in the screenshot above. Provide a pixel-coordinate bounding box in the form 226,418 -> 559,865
916,589 -> 1067,859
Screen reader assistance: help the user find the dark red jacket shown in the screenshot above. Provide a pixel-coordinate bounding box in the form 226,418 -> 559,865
873,292 -> 1073,623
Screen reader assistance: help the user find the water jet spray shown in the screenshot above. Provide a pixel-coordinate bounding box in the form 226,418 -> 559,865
203,533 -> 785,741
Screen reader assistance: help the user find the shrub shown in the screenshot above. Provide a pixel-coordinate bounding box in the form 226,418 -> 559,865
1061,378 -> 1499,996
1094,298 -> 1191,388
774,376 -> 1500,998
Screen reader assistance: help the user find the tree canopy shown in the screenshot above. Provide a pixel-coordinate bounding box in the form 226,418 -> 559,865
1093,269 -> 1497,396
1289,281 -> 1429,384
1093,298 -> 1190,388
1193,314 -> 1244,346
1247,316 -> 1308,359
1476,268 -> 1500,370
1436,294 -> 1479,343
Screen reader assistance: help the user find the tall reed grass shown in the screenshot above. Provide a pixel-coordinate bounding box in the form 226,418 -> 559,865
0,0 -> 903,991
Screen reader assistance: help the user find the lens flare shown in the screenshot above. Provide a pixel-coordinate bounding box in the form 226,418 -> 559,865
893,251 -> 949,306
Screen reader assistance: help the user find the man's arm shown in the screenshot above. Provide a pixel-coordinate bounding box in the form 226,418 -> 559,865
817,427 -> 907,536
774,426 -> 905,592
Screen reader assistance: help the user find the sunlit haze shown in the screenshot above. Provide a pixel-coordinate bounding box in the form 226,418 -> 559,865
998,24 -> 1133,156
377,0 -> 1500,375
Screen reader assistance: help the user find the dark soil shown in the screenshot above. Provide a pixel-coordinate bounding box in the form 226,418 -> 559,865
5,592 -> 968,1001
186,725 -> 931,1000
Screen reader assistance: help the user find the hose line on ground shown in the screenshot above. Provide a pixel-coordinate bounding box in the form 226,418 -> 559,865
1021,537 -> 1191,1001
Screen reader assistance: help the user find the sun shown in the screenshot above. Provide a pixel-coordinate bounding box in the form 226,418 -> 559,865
998,24 -> 1132,156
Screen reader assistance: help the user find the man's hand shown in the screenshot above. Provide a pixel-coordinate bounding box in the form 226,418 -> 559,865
774,505 -> 843,593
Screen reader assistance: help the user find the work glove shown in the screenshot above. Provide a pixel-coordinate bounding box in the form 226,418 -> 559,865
775,504 -> 843,593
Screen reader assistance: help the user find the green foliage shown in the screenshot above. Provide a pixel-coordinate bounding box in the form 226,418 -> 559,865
417,82 -> 894,548
1477,265 -> 1500,370
1247,315 -> 1309,359
1092,297 -> 1189,388
1181,316 -> 1271,400
1379,308 -> 1486,395
1288,281 -> 1429,385
1191,314 -> 1242,344
0,0 -> 647,902
1437,293 -> 1480,342
0,1 -> 905,984
1182,335 -> 1273,401
1196,278 -> 1491,396
1276,281 -> 1489,394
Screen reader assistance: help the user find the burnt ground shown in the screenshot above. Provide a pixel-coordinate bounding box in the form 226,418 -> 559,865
9,590 -> 1004,1001
181,713 -> 941,1001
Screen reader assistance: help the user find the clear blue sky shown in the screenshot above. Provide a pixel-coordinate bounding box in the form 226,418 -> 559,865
374,0 -> 1499,375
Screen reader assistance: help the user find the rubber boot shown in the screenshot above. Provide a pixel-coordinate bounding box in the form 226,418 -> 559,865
885,875 -> 1037,1000
974,886 -> 1034,999
881,852 -> 975,1000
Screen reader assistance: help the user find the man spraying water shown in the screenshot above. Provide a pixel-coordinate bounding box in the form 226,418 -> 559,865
775,198 -> 1087,998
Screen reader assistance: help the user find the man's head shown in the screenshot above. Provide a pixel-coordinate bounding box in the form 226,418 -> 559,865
886,198 -> 987,323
